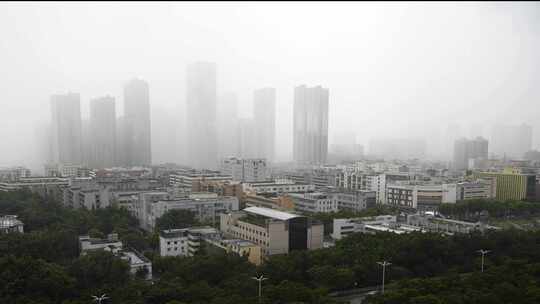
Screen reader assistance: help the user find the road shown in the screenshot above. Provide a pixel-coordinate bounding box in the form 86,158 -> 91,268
329,286 -> 380,304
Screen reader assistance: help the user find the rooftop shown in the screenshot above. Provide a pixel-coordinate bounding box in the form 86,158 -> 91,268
0,215 -> 23,228
243,206 -> 301,221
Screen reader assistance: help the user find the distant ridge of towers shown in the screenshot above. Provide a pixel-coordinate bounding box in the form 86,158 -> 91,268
48,62 -> 330,169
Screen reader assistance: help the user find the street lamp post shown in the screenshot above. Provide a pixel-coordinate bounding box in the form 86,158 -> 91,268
252,275 -> 268,304
92,294 -> 109,304
477,249 -> 491,273
377,261 -> 391,294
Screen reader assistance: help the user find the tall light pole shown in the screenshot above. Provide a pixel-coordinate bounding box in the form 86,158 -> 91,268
477,249 -> 491,273
377,261 -> 391,294
252,274 -> 268,304
92,294 -> 109,304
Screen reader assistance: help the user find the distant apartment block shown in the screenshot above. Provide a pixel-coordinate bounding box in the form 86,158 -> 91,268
0,167 -> 31,181
293,85 -> 329,165
333,190 -> 376,211
121,78 -> 152,167
170,170 -> 232,191
50,93 -> 83,165
253,87 -> 276,162
220,157 -> 269,182
242,180 -> 315,195
453,137 -> 488,171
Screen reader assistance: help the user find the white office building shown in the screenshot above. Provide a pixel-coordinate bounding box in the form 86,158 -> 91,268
288,192 -> 339,213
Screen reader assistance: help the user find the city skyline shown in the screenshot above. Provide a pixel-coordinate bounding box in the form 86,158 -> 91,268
1,3 -> 540,171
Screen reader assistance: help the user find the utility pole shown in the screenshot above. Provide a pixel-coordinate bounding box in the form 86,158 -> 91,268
92,294 -> 109,304
477,249 -> 491,273
252,274 -> 268,304
377,261 -> 391,294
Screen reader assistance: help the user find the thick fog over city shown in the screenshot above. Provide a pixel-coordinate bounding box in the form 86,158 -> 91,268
5,3 -> 540,304
1,2 -> 540,171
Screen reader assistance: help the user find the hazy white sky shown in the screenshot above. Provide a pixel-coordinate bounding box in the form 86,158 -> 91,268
1,2 -> 539,169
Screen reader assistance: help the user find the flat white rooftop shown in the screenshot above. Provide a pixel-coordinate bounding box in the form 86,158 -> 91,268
243,206 -> 301,221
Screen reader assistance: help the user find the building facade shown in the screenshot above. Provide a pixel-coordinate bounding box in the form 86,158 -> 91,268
50,93 -> 83,165
186,62 -> 218,169
253,88 -> 276,162
220,157 -> 269,182
293,85 -> 329,165
288,192 -> 339,213
122,79 -> 151,167
220,206 -> 324,256
89,96 -> 117,169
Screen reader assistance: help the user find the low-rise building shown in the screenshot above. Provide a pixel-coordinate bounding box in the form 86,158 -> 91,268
332,215 -> 422,240
406,214 -> 498,234
243,194 -> 295,211
220,206 -> 324,257
473,168 -> 536,201
170,170 -> 232,192
79,233 -> 123,255
79,233 -> 152,280
0,215 -> 24,234
220,157 -> 269,182
119,249 -> 153,280
288,192 -> 339,213
158,226 -> 220,257
386,183 -> 445,211
205,238 -> 262,265
0,167 -> 31,181
0,177 -> 69,201
332,190 -> 376,211
139,192 -> 239,231
242,180 -> 315,195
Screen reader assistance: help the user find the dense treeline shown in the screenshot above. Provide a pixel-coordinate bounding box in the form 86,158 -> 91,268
2,190 -> 540,303
365,260 -> 540,304
439,199 -> 540,221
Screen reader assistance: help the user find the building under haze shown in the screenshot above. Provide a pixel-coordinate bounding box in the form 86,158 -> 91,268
50,93 -> 83,165
253,88 -> 276,162
217,92 -> 240,159
453,137 -> 488,171
122,79 -> 151,167
238,118 -> 257,159
491,124 -> 532,159
293,85 -> 329,165
186,62 -> 218,169
89,96 -> 116,169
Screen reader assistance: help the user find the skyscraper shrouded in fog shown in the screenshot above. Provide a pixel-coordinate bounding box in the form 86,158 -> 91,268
122,79 -> 151,167
186,62 -> 218,169
491,124 -> 532,159
217,92 -> 240,159
253,88 -> 276,162
50,93 -> 83,165
453,137 -> 488,171
293,85 -> 329,165
89,96 -> 116,169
